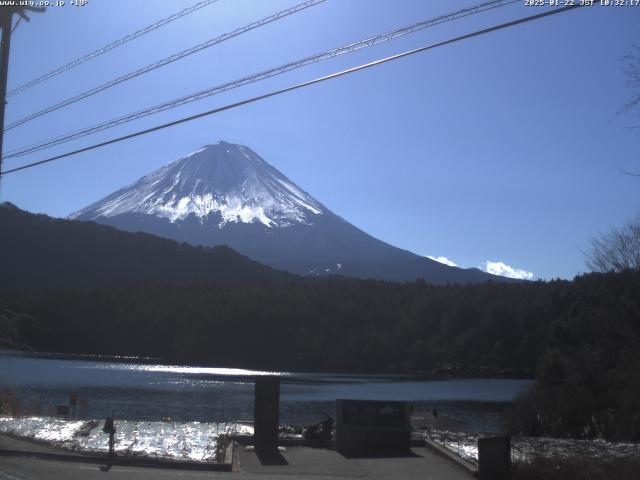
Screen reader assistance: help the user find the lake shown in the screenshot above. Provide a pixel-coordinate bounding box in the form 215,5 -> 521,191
0,351 -> 532,432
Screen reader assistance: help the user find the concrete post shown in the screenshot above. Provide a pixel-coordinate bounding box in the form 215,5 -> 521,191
478,435 -> 511,480
254,376 -> 280,450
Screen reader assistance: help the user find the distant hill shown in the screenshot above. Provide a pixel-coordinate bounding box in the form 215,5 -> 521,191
0,202 -> 294,290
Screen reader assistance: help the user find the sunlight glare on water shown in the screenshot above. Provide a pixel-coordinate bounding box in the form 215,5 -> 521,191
126,364 -> 288,377
0,352 -> 532,427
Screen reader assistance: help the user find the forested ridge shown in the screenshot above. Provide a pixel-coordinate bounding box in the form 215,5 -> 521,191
0,202 -> 294,289
3,271 -> 637,375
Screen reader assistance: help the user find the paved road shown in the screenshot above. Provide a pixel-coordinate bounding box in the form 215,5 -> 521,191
0,457 -> 219,480
0,446 -> 473,480
0,433 -> 473,479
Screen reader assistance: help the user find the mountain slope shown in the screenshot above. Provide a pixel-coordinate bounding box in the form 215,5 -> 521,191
72,142 -> 325,228
71,141 -> 511,284
0,202 -> 293,290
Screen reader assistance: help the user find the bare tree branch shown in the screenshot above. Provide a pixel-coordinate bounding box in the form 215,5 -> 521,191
586,216 -> 640,273
621,45 -> 640,114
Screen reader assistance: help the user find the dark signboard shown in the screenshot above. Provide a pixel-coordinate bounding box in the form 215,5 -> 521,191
341,399 -> 406,427
56,405 -> 70,416
335,399 -> 411,456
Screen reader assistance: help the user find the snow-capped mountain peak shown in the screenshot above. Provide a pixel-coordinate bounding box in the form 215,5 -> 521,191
69,141 -> 511,284
70,141 -> 326,228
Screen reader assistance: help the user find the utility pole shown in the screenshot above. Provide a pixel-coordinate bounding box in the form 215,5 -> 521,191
0,6 -> 45,194
0,8 -> 13,193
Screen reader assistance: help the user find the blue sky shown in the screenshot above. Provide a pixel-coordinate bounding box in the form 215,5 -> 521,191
1,0 -> 638,280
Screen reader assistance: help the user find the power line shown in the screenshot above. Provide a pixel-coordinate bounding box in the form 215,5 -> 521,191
1,4 -> 584,178
4,0 -> 325,132
4,0 -> 518,161
6,0 -> 221,98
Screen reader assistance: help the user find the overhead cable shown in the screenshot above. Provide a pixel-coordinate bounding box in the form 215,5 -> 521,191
4,0 -> 326,131
1,4 -> 583,177
7,0 -> 221,97
4,0 -> 517,160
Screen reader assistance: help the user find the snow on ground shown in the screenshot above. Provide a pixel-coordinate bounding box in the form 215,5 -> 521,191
0,416 -> 253,463
426,430 -> 640,465
3,416 -> 638,465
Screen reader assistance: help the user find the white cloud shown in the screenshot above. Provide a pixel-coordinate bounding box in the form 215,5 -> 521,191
426,255 -> 458,267
483,260 -> 534,280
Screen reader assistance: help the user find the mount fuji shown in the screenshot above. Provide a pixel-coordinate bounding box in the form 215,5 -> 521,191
71,141 -> 506,284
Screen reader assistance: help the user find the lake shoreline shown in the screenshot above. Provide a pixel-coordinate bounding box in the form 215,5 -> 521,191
1,351 -> 532,431
2,416 -> 639,468
0,349 -> 534,381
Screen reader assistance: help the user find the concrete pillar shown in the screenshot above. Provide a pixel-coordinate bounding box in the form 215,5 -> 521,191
254,376 -> 280,449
